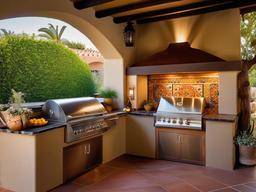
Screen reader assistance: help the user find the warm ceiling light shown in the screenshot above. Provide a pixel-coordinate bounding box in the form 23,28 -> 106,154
124,22 -> 135,47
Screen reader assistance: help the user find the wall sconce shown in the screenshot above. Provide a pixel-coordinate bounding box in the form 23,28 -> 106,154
128,87 -> 135,100
123,22 -> 135,47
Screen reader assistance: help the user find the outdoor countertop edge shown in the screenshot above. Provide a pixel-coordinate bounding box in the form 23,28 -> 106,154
203,114 -> 238,122
0,110 -> 126,135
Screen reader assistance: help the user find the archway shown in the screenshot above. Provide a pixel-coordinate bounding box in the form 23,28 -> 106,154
0,7 -> 126,107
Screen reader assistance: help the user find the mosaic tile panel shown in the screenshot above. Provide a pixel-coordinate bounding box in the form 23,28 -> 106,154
148,74 -> 219,114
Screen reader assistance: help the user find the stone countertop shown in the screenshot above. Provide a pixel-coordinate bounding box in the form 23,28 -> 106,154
203,114 -> 238,122
128,111 -> 238,123
0,122 -> 66,135
0,111 -> 126,135
128,110 -> 155,116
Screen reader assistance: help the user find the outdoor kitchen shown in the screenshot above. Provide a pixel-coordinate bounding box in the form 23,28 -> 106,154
1,1 -> 256,192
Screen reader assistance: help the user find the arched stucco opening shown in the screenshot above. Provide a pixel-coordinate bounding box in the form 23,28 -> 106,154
0,9 -> 126,107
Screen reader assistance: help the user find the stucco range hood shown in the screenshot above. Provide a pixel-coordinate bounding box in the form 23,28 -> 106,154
127,42 -> 241,75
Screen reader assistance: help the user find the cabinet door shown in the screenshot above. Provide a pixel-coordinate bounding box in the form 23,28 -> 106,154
158,131 -> 180,161
180,133 -> 205,165
63,136 -> 102,181
103,116 -> 126,163
126,115 -> 155,158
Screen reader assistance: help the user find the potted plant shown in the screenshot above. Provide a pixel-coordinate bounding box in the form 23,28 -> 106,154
99,87 -> 118,106
0,89 -> 32,131
143,100 -> 154,112
235,125 -> 256,165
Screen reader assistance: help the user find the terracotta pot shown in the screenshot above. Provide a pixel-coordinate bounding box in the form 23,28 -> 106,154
104,105 -> 113,113
144,104 -> 153,112
104,98 -> 113,106
1,111 -> 23,131
239,145 -> 256,165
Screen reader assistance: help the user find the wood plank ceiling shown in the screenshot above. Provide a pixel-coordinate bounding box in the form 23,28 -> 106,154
72,0 -> 256,24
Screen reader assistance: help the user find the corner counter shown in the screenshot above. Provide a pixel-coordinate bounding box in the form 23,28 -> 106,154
0,111 -> 126,192
204,113 -> 238,171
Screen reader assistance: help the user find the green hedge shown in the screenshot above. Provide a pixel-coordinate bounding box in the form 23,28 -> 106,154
0,35 -> 96,103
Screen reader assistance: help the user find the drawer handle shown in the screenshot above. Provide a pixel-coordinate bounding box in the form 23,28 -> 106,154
87,144 -> 90,155
84,145 -> 87,156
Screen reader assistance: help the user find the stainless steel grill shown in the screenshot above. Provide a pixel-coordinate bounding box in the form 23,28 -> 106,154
43,97 -> 115,143
154,96 -> 205,130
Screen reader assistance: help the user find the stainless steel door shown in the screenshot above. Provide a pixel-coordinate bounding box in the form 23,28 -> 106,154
180,134 -> 205,164
158,131 -> 180,160
63,136 -> 102,182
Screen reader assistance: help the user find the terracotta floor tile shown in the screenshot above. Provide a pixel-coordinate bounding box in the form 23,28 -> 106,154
202,168 -> 256,186
50,183 -> 81,192
135,159 -> 182,171
104,157 -> 138,169
237,166 -> 256,180
79,186 -> 168,192
162,181 -> 201,192
244,182 -> 256,189
179,174 -> 227,192
79,169 -> 157,191
7,155 -> 256,192
211,187 -> 239,192
232,184 -> 256,192
161,165 -> 205,178
72,165 -> 119,186
138,169 -> 180,185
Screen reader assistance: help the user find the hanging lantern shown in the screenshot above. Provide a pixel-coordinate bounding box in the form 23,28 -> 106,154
123,22 -> 135,47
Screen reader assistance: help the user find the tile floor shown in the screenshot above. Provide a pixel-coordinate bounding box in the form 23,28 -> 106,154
1,155 -> 256,192
51,155 -> 256,192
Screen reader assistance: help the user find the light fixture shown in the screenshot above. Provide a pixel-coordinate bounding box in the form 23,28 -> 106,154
123,22 -> 135,47
128,87 -> 135,100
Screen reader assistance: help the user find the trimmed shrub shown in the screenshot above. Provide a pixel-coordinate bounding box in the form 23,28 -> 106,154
0,35 -> 96,103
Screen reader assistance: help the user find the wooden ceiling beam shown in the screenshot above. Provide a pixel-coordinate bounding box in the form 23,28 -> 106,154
137,0 -> 256,24
240,5 -> 256,15
113,0 -> 230,24
73,0 -> 114,10
95,0 -> 180,18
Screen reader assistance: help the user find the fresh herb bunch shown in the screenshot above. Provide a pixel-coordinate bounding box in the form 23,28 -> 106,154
7,106 -> 32,116
235,124 -> 256,147
0,104 -> 9,111
99,88 -> 118,99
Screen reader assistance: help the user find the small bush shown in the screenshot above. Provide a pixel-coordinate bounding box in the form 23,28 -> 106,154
0,35 -> 96,103
99,88 -> 118,99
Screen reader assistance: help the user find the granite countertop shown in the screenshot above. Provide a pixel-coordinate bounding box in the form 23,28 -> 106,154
0,121 -> 66,135
203,114 -> 238,122
128,110 -> 155,116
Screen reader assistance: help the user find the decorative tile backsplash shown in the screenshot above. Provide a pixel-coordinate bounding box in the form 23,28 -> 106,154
148,74 -> 219,114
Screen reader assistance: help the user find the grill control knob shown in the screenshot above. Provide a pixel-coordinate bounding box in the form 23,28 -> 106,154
179,119 -> 183,125
184,119 -> 190,125
172,119 -> 177,124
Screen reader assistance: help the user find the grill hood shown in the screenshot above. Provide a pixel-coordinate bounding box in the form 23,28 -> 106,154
43,97 -> 106,122
157,96 -> 205,115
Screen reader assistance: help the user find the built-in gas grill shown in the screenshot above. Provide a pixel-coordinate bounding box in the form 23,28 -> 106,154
154,96 -> 205,130
43,97 -> 114,143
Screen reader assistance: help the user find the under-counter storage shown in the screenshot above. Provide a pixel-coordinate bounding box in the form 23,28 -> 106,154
63,136 -> 102,182
126,115 -> 155,158
156,128 -> 205,165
